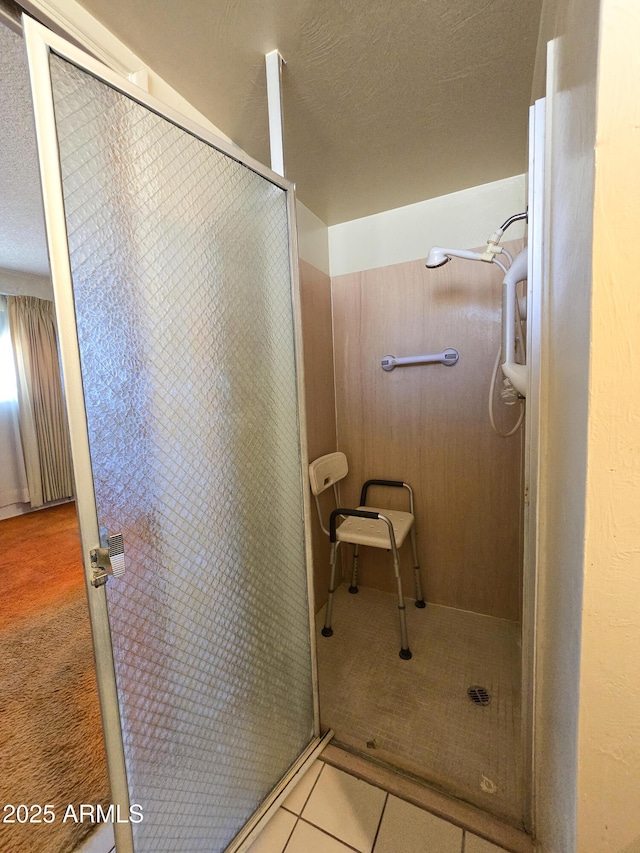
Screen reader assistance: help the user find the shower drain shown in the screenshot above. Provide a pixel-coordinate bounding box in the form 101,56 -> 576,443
467,685 -> 491,706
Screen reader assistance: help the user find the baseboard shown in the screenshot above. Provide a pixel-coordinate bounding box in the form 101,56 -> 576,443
0,496 -> 74,520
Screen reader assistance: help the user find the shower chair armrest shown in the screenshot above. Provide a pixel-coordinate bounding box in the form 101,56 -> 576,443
329,508 -> 381,543
359,480 -> 415,515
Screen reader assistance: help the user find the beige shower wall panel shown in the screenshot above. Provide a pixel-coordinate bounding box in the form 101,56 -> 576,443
299,259 -> 338,612
332,247 -> 523,620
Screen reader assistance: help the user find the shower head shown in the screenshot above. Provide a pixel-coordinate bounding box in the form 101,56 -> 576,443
424,247 -> 451,268
425,246 -> 486,268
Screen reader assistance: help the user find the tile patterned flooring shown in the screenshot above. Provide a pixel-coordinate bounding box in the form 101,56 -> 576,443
248,760 -> 509,853
315,586 -> 523,824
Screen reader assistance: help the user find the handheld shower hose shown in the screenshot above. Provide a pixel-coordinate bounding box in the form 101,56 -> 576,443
425,215 -> 527,437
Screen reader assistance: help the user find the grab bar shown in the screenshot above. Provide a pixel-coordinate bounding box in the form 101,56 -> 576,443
381,348 -> 459,371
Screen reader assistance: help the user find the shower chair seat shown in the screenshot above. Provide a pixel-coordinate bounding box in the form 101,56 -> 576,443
309,451 -> 426,660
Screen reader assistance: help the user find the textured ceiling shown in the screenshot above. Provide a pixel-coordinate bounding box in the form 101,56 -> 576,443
0,23 -> 49,276
75,0 -> 543,225
0,0 -> 543,275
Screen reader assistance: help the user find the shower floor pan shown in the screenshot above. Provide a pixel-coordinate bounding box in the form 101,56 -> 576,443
316,585 -> 524,826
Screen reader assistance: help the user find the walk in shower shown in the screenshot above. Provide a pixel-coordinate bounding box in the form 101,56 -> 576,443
310,230 -> 528,828
21,13 -> 534,849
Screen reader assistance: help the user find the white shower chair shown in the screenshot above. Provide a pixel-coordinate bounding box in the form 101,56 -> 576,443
309,451 -> 425,660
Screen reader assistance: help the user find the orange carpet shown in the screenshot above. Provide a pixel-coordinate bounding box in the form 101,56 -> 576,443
0,502 -> 86,628
0,502 -> 110,853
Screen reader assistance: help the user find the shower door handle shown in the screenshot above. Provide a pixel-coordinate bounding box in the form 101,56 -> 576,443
90,532 -> 126,587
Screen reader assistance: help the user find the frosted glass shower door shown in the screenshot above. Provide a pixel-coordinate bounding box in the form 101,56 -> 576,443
24,19 -> 319,853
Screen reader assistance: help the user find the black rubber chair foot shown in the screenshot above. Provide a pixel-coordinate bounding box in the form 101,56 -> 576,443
348,585 -> 359,594
321,627 -> 334,637
399,648 -> 412,660
415,599 -> 426,609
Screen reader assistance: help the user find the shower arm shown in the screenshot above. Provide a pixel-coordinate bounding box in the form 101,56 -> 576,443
500,211 -> 528,232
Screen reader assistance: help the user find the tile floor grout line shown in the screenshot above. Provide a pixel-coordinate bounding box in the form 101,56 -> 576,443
281,761 -> 325,820
302,760 -> 326,814
461,828 -> 466,853
281,759 -> 327,850
296,814 -> 365,853
280,814 -> 299,852
370,792 -> 389,853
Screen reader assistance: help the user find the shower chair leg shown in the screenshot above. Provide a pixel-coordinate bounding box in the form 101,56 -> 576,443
322,541 -> 339,637
410,527 -> 426,608
392,552 -> 412,660
349,544 -> 360,593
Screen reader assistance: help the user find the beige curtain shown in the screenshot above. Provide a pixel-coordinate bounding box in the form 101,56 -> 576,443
8,295 -> 74,508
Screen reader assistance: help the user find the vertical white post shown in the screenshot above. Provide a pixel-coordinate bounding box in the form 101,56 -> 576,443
521,94 -> 546,836
265,49 -> 285,177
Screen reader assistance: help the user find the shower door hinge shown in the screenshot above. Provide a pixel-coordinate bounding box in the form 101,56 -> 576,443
90,548 -> 110,587
90,531 -> 126,587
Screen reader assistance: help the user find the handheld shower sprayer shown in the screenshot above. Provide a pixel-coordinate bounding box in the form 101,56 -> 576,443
425,247 -> 486,268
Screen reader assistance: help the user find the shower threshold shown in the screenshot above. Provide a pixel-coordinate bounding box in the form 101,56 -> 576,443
320,742 -> 533,853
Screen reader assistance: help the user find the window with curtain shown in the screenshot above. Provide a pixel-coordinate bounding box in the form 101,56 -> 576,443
0,295 -> 29,510
7,295 -> 74,508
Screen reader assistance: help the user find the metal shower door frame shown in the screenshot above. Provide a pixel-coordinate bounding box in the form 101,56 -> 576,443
23,16 -> 324,853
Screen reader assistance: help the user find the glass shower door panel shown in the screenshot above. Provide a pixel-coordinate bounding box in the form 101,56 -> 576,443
48,54 -> 314,852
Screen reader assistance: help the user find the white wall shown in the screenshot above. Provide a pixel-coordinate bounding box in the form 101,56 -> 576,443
296,202 -> 329,275
576,1 -> 640,849
328,174 -> 526,277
